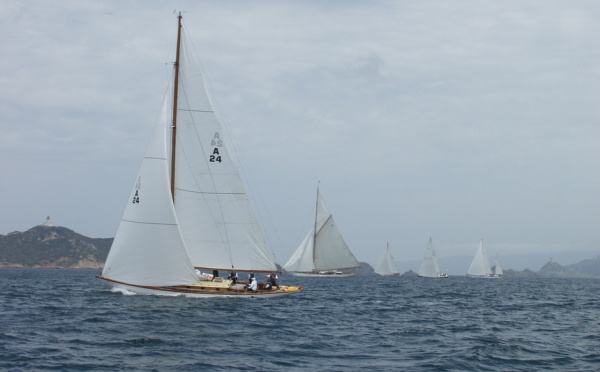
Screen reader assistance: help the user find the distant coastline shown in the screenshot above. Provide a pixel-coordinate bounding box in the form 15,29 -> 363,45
1,223 -> 599,277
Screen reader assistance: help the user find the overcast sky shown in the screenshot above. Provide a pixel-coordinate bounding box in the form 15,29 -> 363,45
1,1 -> 599,269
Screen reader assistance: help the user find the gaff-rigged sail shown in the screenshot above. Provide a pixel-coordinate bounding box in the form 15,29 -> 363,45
284,188 -> 360,272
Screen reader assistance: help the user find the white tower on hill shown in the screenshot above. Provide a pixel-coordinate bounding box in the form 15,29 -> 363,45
42,216 -> 54,227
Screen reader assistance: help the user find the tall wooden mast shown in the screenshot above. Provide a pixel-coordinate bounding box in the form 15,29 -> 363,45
170,12 -> 183,200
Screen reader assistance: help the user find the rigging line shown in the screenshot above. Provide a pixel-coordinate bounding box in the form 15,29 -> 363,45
163,19 -> 178,88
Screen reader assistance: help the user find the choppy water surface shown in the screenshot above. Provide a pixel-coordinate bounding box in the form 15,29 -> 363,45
1,269 -> 599,371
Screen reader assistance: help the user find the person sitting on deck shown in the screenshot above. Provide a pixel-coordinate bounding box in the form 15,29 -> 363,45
247,277 -> 257,292
268,273 -> 279,289
228,271 -> 238,284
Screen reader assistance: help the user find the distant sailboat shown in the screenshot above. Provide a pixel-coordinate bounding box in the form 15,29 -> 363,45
466,239 -> 497,278
493,254 -> 503,277
96,14 -> 303,297
283,186 -> 360,277
418,238 -> 448,278
375,243 -> 400,276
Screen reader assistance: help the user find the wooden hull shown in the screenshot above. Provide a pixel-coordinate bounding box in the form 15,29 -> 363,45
96,276 -> 303,298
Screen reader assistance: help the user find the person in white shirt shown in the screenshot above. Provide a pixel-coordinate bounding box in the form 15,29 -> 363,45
247,277 -> 257,292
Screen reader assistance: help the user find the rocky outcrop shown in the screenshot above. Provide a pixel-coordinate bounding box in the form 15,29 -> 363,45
0,225 -> 111,268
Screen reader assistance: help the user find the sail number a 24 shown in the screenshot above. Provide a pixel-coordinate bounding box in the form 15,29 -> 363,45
210,132 -> 223,163
132,176 -> 141,204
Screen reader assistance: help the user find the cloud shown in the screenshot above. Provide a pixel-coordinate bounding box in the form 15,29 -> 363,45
1,1 -> 598,266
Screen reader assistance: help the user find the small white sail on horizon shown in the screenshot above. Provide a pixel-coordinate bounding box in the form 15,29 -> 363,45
466,239 -> 494,278
493,254 -> 504,277
283,187 -> 360,277
418,238 -> 447,278
375,243 -> 400,276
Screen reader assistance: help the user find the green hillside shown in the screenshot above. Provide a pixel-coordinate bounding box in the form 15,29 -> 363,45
0,225 -> 112,268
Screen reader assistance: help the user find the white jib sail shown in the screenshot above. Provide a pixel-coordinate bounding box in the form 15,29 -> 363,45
282,228 -> 316,272
102,94 -> 199,286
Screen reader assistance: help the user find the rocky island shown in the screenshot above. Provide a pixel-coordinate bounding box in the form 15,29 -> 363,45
0,217 -> 111,269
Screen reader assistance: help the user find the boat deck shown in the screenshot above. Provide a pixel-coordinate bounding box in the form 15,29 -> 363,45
96,276 -> 303,297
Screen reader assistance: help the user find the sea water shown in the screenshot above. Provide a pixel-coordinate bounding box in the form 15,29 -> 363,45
1,269 -> 599,371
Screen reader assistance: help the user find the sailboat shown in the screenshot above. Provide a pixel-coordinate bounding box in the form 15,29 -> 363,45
374,243 -> 400,276
466,239 -> 497,278
283,186 -> 360,277
417,238 -> 448,278
96,14 -> 303,297
492,254 -> 503,277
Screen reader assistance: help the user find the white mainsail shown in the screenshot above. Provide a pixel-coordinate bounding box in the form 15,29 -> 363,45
375,243 -> 400,276
467,239 -> 493,277
283,188 -> 360,273
418,238 -> 442,278
172,28 -> 276,273
101,95 -> 199,286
